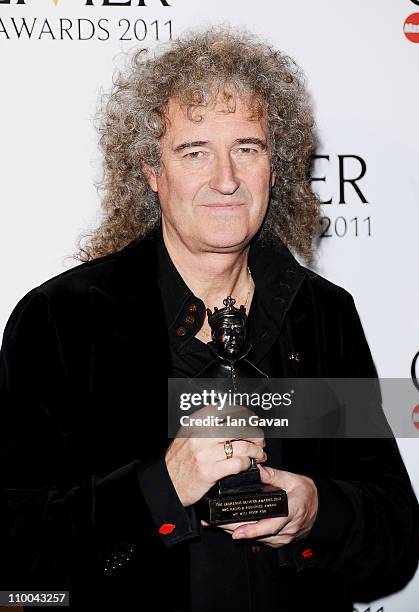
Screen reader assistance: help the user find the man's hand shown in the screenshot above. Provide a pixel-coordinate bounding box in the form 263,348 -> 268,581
202,465 -> 318,548
166,404 -> 266,507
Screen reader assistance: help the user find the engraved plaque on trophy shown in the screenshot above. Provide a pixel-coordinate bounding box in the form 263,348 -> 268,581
194,296 -> 288,525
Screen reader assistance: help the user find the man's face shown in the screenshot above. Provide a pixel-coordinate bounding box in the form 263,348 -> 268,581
144,94 -> 276,253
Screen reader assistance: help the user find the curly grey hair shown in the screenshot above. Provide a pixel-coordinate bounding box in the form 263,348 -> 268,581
75,25 -> 319,262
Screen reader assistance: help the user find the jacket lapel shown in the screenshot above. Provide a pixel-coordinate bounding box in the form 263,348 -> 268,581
248,238 -> 308,367
87,232 -> 171,469
88,231 -> 171,366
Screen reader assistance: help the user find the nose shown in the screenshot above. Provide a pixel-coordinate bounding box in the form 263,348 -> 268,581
208,152 -> 240,195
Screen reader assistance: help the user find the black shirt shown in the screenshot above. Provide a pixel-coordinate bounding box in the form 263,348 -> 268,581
150,228 -> 301,611
156,226 -> 299,379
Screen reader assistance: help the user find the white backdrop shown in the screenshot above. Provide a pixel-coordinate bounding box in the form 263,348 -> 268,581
1,1 -> 418,610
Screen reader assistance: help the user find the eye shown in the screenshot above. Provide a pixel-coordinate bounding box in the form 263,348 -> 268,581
237,147 -> 258,156
184,150 -> 205,159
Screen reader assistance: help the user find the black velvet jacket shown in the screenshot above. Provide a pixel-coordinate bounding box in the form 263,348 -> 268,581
0,229 -> 417,611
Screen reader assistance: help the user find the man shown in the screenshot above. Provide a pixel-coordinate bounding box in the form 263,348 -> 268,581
0,27 -> 417,611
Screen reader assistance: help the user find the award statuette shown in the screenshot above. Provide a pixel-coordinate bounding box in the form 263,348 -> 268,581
195,296 -> 288,525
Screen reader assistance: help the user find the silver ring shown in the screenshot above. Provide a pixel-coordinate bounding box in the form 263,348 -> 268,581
224,440 -> 234,459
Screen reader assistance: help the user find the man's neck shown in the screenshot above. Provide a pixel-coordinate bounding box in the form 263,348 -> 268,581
161,225 -> 252,311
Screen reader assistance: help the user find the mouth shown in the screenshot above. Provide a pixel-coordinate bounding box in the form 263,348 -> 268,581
201,203 -> 246,208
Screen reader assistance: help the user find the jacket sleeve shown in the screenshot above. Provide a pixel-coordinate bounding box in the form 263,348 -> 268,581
0,288 -> 198,588
278,292 -> 418,583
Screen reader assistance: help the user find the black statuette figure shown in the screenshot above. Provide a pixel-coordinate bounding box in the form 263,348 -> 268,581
195,296 -> 268,385
194,296 -> 288,525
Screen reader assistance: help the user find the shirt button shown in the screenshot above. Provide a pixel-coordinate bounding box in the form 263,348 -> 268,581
176,327 -> 187,337
185,315 -> 195,324
251,545 -> 261,554
188,303 -> 197,312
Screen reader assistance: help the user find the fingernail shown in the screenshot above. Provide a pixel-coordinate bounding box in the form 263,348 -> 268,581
233,532 -> 244,539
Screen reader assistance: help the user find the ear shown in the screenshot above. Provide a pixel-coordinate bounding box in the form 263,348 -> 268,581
142,163 -> 158,193
270,170 -> 276,188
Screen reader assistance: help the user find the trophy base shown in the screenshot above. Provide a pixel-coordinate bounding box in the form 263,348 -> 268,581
198,484 -> 288,525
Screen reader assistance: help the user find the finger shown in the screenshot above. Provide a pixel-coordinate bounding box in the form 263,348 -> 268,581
216,440 -> 266,463
258,464 -> 289,487
232,517 -> 291,540
219,423 -> 265,442
231,438 -> 266,454
258,464 -> 276,483
257,532 -> 297,546
215,455 -> 255,480
256,521 -> 300,542
215,456 -> 251,479
240,436 -> 266,448
216,520 -> 256,533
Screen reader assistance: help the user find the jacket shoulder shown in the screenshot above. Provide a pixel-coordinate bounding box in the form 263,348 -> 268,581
34,233 -> 154,305
301,267 -> 355,307
35,249 -> 125,299
4,243 -> 138,330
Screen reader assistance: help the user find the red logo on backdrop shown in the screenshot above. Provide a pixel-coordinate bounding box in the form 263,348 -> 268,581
404,13 -> 419,42
412,405 -> 419,430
